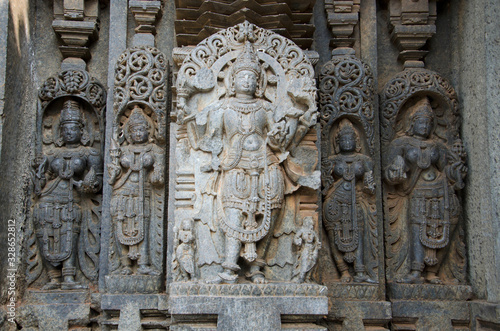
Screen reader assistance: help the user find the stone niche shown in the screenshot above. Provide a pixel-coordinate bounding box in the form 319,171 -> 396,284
168,21 -> 328,329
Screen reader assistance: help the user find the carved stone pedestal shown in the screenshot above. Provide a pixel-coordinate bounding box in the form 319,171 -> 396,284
169,283 -> 328,330
387,283 -> 473,330
105,275 -> 162,294
326,300 -> 392,331
101,294 -> 168,331
19,290 -> 92,330
388,283 -> 473,301
391,300 -> 470,330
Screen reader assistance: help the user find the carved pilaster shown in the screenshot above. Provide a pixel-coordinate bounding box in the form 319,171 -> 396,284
388,0 -> 438,68
325,0 -> 360,49
52,0 -> 101,64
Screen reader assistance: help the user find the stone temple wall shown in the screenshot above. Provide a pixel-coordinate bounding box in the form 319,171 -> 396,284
0,0 -> 498,330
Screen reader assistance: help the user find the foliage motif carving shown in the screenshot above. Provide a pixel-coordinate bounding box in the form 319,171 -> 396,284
319,54 -> 379,285
172,21 -> 320,285
381,68 -> 467,285
27,70 -> 105,289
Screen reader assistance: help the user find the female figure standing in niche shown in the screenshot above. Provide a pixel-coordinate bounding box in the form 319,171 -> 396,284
384,97 -> 466,284
323,119 -> 377,283
32,99 -> 102,290
185,42 -> 308,284
109,105 -> 164,275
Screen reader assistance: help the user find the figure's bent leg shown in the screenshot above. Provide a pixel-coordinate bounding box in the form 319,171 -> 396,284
219,208 -> 243,283
353,224 -> 375,283
137,218 -> 160,276
426,223 -> 458,284
248,209 -> 280,284
61,231 -> 87,290
327,229 -> 352,283
397,224 -> 424,283
117,233 -> 133,275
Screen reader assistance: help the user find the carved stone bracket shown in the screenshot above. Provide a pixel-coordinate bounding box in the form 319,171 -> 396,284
388,0 -> 438,67
325,0 -> 360,49
52,0 -> 101,61
129,0 -> 162,35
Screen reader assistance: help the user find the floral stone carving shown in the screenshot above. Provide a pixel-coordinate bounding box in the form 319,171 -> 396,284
27,69 -> 105,290
319,53 -> 380,286
107,46 -> 167,280
381,68 -> 468,286
172,21 -> 320,285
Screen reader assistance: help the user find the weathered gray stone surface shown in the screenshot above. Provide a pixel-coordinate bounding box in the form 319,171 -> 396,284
0,0 -> 499,330
455,0 -> 500,304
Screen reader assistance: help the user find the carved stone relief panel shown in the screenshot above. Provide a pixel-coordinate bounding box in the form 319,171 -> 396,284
381,68 -> 471,300
171,21 -> 321,285
106,46 -> 167,293
27,69 -> 106,290
319,52 -> 383,300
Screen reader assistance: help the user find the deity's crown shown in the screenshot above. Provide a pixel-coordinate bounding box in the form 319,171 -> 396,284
60,99 -> 83,125
337,118 -> 356,137
409,97 -> 434,121
233,42 -> 261,77
126,106 -> 149,129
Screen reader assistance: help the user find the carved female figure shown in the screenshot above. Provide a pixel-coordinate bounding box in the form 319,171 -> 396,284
323,119 -> 376,283
384,97 -> 466,284
109,105 -> 164,275
32,99 -> 102,290
292,217 -> 321,283
185,42 -> 308,284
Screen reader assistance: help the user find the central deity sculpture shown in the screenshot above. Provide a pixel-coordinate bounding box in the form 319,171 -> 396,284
173,21 -> 320,284
193,43 -> 290,283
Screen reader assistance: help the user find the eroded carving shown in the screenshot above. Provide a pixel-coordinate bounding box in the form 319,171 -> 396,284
381,69 -> 467,285
172,21 -> 320,285
107,46 -> 167,281
319,54 -> 379,285
28,71 -> 105,289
